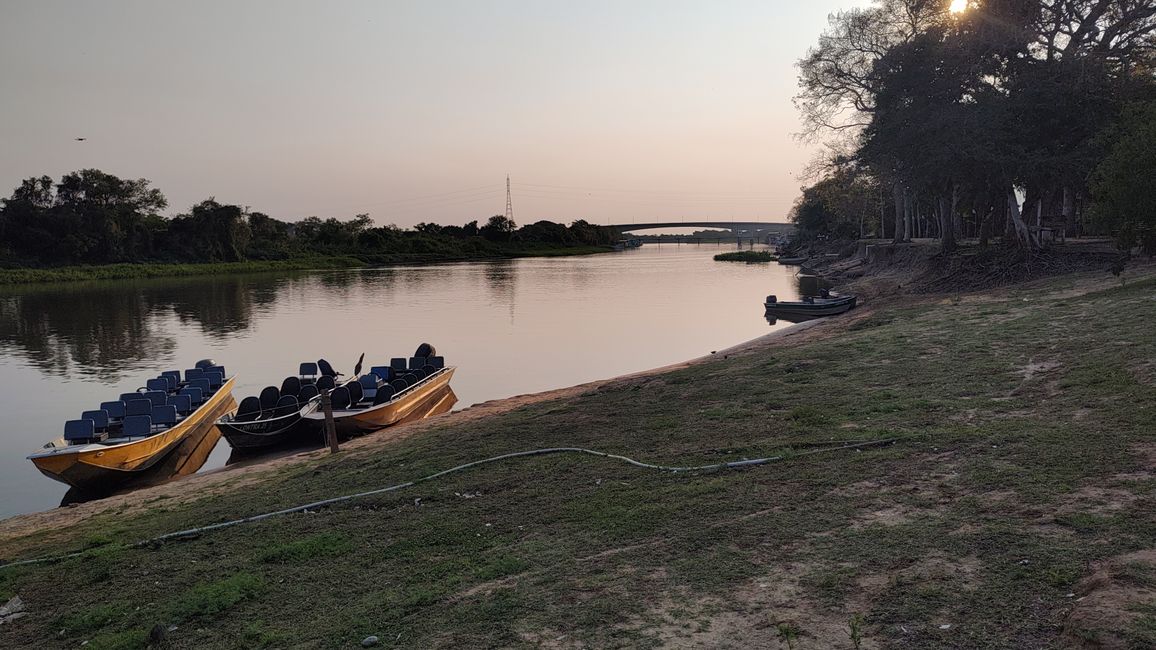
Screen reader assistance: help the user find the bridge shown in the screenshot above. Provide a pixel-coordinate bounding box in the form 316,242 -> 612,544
608,221 -> 793,233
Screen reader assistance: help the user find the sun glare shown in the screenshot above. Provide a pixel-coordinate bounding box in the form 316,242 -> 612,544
949,0 -> 968,12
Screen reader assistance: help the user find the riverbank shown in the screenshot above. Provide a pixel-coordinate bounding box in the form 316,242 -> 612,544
0,245 -> 615,286
1,267 -> 1154,648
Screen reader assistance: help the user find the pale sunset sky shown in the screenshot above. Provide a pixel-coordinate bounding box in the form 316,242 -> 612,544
0,1 -> 869,227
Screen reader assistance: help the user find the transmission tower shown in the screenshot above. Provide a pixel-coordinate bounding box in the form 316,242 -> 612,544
505,175 -> 514,222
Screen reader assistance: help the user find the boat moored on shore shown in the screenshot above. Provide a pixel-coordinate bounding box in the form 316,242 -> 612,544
764,292 -> 857,318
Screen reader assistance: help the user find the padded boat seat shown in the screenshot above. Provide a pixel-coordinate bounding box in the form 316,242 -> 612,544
370,366 -> 393,382
146,378 -> 169,393
81,409 -> 110,432
126,399 -> 152,417
373,386 -> 395,405
347,381 -> 364,406
409,356 -> 427,370
299,362 -> 318,383
120,392 -> 143,404
411,369 -> 428,381
275,395 -> 298,417
205,371 -> 224,389
168,394 -> 193,416
429,356 -> 445,369
179,386 -> 204,406
316,375 -> 336,391
280,376 -> 301,398
390,358 -> 407,374
390,378 -> 408,392
259,386 -> 280,413
208,365 -> 226,378
144,390 -> 167,407
184,368 -> 205,382
299,384 -> 320,401
235,396 -> 262,422
122,415 -> 152,438
64,419 -> 96,442
358,375 -> 379,390
100,401 -> 126,420
188,378 -> 211,396
330,386 -> 351,410
161,371 -> 182,389
151,405 -> 178,429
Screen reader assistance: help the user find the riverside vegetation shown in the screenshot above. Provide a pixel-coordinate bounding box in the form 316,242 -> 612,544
713,251 -> 777,263
0,266 -> 1152,649
0,170 -> 621,284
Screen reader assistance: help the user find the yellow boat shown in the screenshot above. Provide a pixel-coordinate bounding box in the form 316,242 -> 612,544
28,364 -> 237,493
303,367 -> 456,438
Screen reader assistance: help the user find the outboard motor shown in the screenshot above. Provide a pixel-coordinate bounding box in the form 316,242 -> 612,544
194,359 -> 217,369
766,295 -> 777,304
414,343 -> 436,358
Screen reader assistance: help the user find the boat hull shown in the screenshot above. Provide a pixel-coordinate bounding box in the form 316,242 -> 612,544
30,377 -> 237,492
764,296 -> 857,317
217,398 -> 322,450
304,367 -> 457,438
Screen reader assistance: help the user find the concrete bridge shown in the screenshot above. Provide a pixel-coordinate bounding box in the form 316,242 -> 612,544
609,221 -> 793,233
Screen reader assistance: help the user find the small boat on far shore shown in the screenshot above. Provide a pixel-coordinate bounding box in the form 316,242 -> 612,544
764,293 -> 857,318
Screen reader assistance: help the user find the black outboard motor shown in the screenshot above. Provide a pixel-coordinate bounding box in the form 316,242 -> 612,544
414,343 -> 436,358
195,359 -> 217,369
317,358 -> 341,377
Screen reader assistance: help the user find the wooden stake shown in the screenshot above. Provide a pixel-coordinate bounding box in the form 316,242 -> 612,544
320,389 -> 339,453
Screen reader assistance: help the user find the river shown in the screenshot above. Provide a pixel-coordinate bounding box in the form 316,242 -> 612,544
0,244 -> 807,518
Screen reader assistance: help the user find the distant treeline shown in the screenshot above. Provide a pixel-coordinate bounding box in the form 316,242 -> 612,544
791,0 -> 1156,255
0,169 -> 621,268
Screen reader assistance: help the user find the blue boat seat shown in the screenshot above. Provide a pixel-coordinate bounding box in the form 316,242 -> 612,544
179,386 -> 204,406
316,375 -> 335,391
299,362 -> 318,383
347,380 -> 364,406
100,400 -> 126,420
235,396 -> 262,422
429,356 -> 445,370
208,365 -> 226,378
390,378 -> 408,392
189,378 -> 211,396
151,405 -> 178,429
81,409 -> 110,432
280,376 -> 301,398
373,385 -> 396,405
390,358 -> 407,374
64,419 -> 96,442
161,371 -> 182,389
120,392 -> 143,404
125,399 -> 152,417
144,390 -> 167,406
146,378 -> 169,393
122,415 -> 152,438
274,395 -> 299,417
329,386 -> 351,410
359,375 -> 379,390
205,371 -> 224,389
259,386 -> 280,414
168,394 -> 193,416
298,384 -> 319,401
369,366 -> 393,382
184,368 -> 206,382
409,356 -> 427,370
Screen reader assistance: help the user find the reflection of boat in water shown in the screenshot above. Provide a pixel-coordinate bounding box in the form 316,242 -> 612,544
216,365 -> 328,450
302,344 -> 457,439
29,360 -> 237,494
764,293 -> 857,319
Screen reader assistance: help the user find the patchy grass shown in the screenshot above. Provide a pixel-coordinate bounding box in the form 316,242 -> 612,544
0,272 -> 1153,648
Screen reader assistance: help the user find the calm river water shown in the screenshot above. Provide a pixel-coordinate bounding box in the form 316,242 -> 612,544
0,244 -> 806,518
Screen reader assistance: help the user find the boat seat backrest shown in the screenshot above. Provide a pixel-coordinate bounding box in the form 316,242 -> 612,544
275,395 -> 298,417
359,375 -> 379,390
259,386 -> 281,411
390,378 -> 408,392
81,409 -> 110,431
151,405 -> 178,428
161,371 -> 182,389
189,378 -> 212,395
205,371 -> 224,389
298,384 -> 320,401
280,376 -> 301,398
209,365 -> 226,378
235,396 -> 262,422
146,378 -> 169,393
100,401 -> 127,420
390,358 -> 407,372
373,385 -> 396,405
179,386 -> 204,405
403,373 -> 418,386
330,386 -> 351,410
347,380 -> 364,406
120,392 -> 142,404
370,366 -> 393,382
64,419 -> 96,441
316,375 -> 336,391
429,356 -> 445,369
184,368 -> 205,382
299,362 -> 318,381
122,415 -> 152,437
168,394 -> 193,416
422,364 -> 436,374
409,356 -> 426,370
144,390 -> 167,406
411,369 -> 428,381
318,358 -> 338,378
126,399 -> 152,417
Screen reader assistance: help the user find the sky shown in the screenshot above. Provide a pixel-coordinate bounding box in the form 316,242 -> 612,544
0,0 -> 869,228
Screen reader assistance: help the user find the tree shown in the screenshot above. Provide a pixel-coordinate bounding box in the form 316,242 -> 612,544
480,214 -> 516,242
1090,101 -> 1156,253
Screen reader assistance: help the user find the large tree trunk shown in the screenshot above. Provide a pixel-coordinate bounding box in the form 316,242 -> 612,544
903,191 -> 913,241
892,183 -> 905,244
1062,186 -> 1075,237
939,190 -> 957,254
1007,187 -> 1039,250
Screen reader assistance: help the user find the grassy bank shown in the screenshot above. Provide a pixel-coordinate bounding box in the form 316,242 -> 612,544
1,271 -> 1154,649
0,246 -> 615,286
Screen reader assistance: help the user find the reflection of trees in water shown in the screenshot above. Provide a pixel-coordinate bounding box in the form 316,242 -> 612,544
483,260 -> 516,323
0,274 -> 288,380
